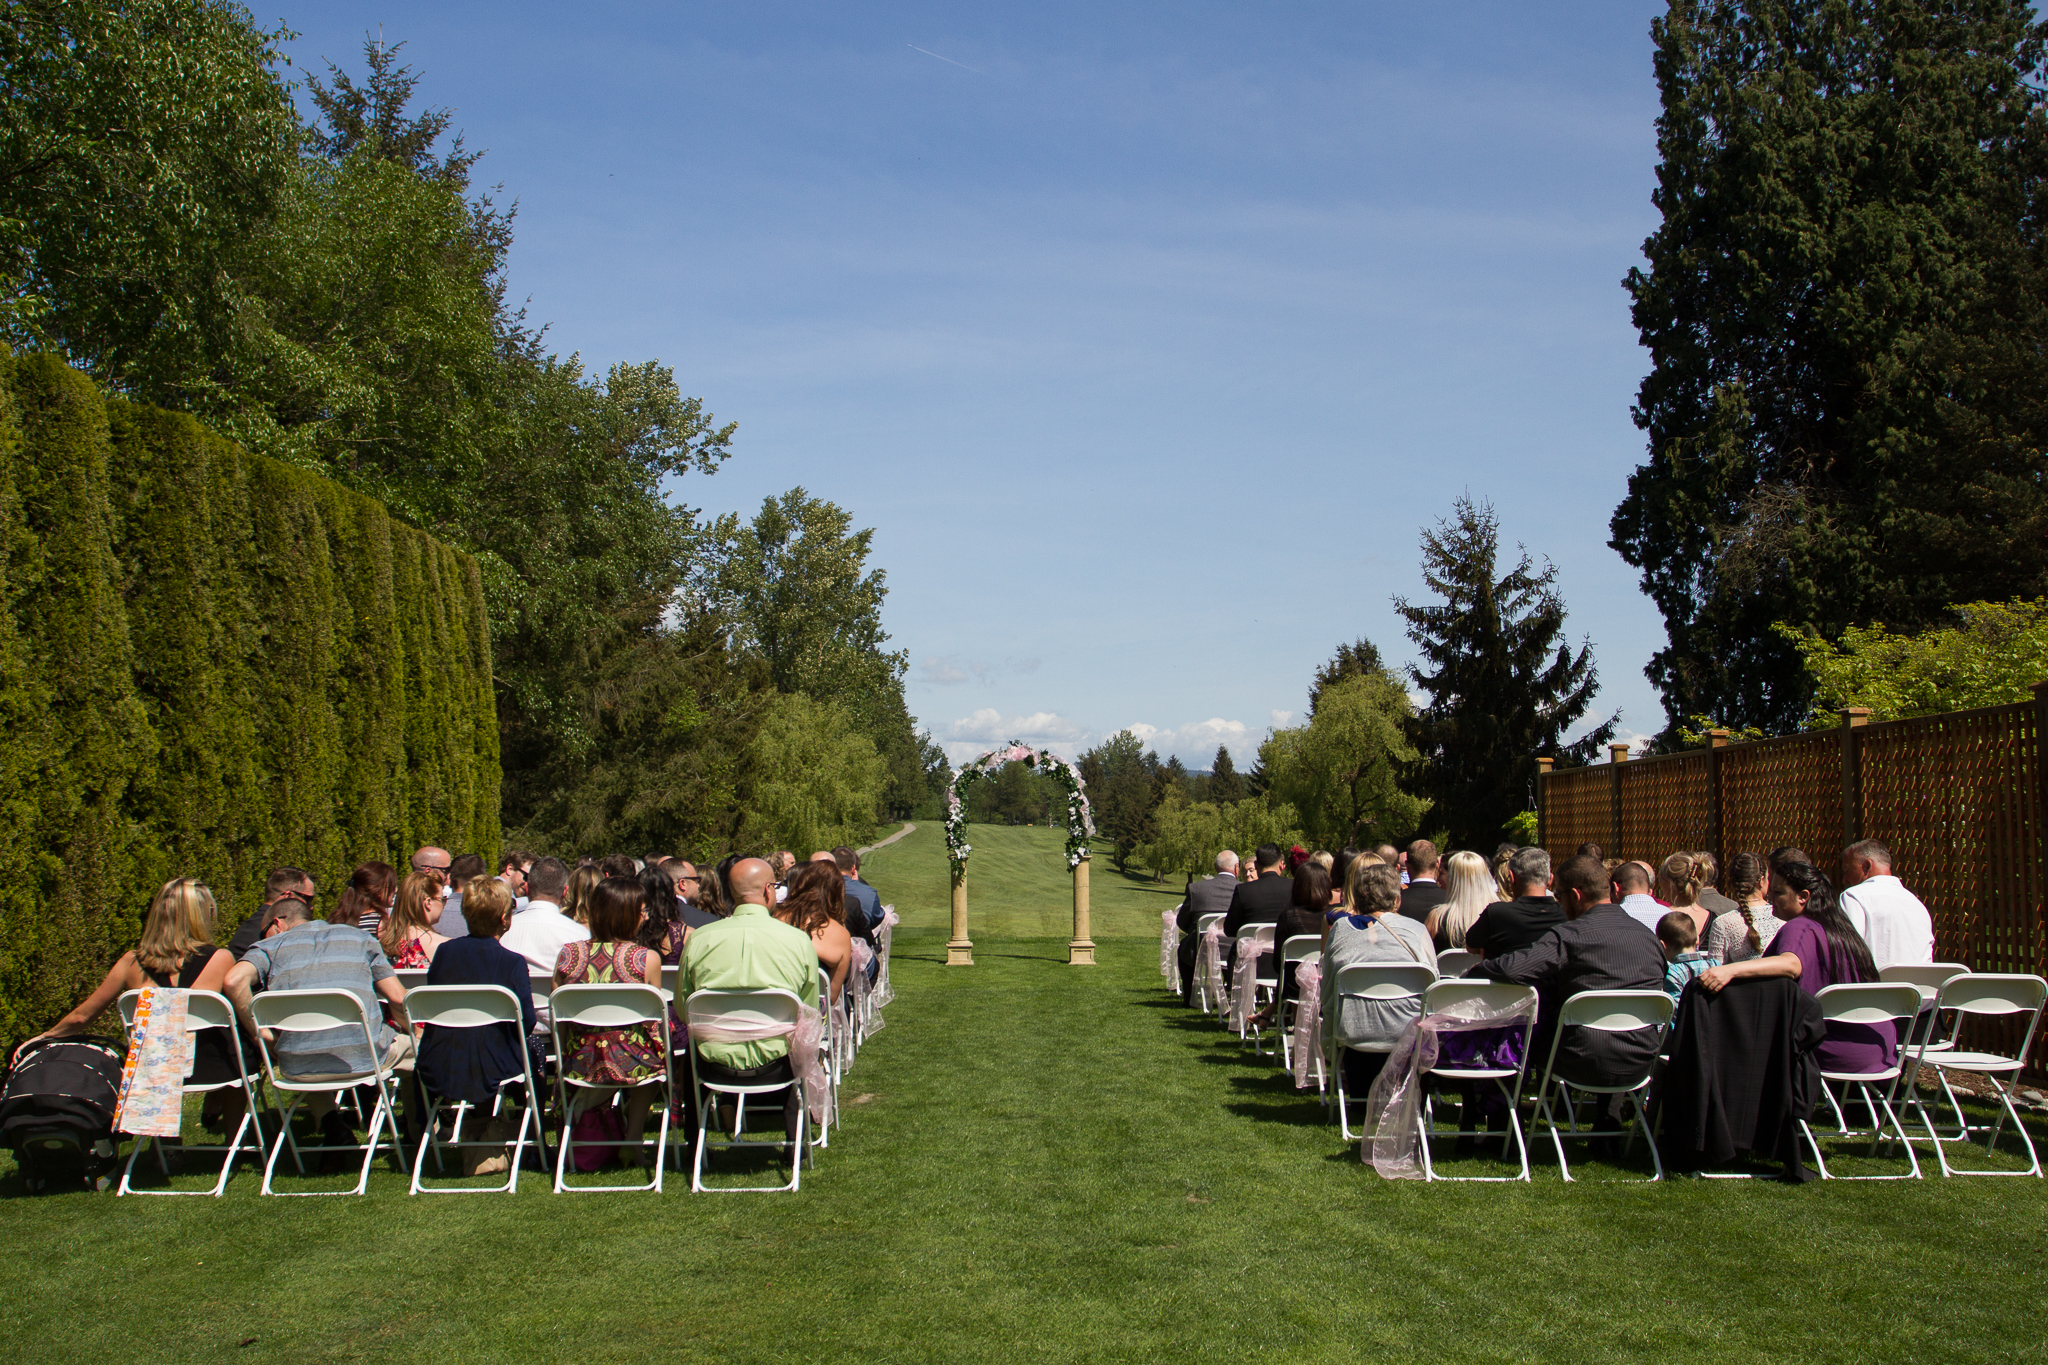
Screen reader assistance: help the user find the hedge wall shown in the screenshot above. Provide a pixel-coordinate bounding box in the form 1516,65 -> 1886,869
0,353 -> 500,1040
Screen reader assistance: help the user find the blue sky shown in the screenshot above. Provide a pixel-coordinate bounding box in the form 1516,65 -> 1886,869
270,1 -> 1675,767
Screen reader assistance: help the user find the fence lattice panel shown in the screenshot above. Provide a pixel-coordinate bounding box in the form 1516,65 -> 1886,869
1539,765 -> 1610,862
1717,730 -> 1841,865
1616,750 -> 1713,861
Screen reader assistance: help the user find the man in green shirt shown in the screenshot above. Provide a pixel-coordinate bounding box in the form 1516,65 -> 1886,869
680,856 -> 821,1144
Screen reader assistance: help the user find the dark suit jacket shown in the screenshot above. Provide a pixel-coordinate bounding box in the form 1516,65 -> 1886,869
1468,904 -> 1668,1087
1176,874 -> 1238,1000
1399,879 -> 1446,925
1466,896 -> 1564,959
1222,873 -> 1292,938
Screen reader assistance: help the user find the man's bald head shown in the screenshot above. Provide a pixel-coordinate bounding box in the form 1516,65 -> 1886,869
1613,861 -> 1652,895
809,850 -> 835,864
729,858 -> 776,906
411,845 -> 451,876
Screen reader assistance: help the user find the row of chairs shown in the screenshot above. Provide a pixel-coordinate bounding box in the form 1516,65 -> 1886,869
1175,916 -> 2046,1180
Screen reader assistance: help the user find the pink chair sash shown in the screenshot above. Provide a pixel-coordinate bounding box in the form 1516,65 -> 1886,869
850,939 -> 880,1035
1291,959 -> 1323,1089
1358,993 -> 1537,1179
1196,925 -> 1226,1010
872,906 -> 898,1010
114,987 -> 193,1138
1160,908 -> 1180,980
1228,941 -> 1260,1032
689,1005 -> 834,1127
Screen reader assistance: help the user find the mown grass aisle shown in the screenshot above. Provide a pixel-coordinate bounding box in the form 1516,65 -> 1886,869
3,929 -> 2044,1362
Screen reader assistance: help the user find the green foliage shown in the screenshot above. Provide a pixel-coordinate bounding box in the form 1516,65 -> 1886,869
1140,790 -> 1304,881
1078,731 -> 1164,872
1201,745 -> 1245,805
1259,672 -> 1426,850
1614,0 -> 2048,735
1776,598 -> 2048,725
1398,497 -> 1614,850
1308,638 -> 1386,716
1503,810 -> 1539,845
0,353 -> 497,1042
966,761 -> 1056,826
1671,715 -> 1770,749
741,691 -> 889,855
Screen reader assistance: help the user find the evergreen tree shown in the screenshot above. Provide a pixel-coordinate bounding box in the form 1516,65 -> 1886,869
1309,638 -> 1386,716
1397,498 -> 1615,850
1077,731 -> 1160,871
1616,0 -> 2048,735
1207,745 -> 1244,805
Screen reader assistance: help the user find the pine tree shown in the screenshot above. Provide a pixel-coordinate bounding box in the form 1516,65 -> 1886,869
1616,0 -> 2048,735
1397,497 -> 1615,850
1207,745 -> 1244,805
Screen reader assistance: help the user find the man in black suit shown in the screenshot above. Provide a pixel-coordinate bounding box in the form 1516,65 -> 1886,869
1221,843 -> 1292,986
1465,847 -> 1564,959
1467,853 -> 1666,1087
1399,839 -> 1446,924
1176,850 -> 1239,1004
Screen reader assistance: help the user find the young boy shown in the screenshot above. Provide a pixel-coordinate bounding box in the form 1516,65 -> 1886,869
1658,910 -> 1719,1010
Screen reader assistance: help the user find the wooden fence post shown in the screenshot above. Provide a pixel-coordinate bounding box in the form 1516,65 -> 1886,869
1536,756 -> 1554,850
1609,742 -> 1630,858
1840,707 -> 1871,850
1707,728 -> 1730,877
2033,683 -> 2048,945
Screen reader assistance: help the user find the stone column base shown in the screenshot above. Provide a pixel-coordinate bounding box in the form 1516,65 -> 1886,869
1066,939 -> 1096,966
945,938 -> 974,966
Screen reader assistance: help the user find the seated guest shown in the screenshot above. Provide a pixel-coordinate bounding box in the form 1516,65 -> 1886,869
1466,854 -> 1667,1088
1222,842 -> 1293,981
1575,842 -> 1605,861
1399,839 -> 1446,924
31,877 -> 247,1126
1704,852 -> 1783,965
502,856 -> 588,974
444,852 -> 487,934
680,857 -> 821,1146
670,860 -> 718,929
224,892 -> 409,1161
1492,845 -> 1520,902
229,866 -> 318,954
553,878 -> 666,1167
1655,852 -> 1711,939
416,877 -> 537,1177
1658,910 -> 1718,1011
635,865 -> 689,965
1699,855 -> 1894,1075
1252,860 -> 1332,1024
777,861 -> 853,1004
1323,862 -> 1437,1096
1465,847 -> 1563,958
1838,839 -> 1935,970
563,865 -> 604,927
380,870 -> 451,970
1614,860 -> 1665,933
1693,851 -> 1737,920
331,861 -> 398,934
410,847 -> 463,942
599,853 -> 639,880
1427,850 -> 1495,952
832,846 -> 880,950
1176,850 -> 1239,1004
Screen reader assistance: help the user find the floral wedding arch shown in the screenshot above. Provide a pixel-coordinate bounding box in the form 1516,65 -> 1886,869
941,742 -> 1098,966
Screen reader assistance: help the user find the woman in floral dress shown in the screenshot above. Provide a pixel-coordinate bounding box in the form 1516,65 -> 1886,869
554,878 -> 665,1165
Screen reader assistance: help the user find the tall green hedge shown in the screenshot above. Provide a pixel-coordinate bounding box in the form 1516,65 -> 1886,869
0,353 -> 500,1041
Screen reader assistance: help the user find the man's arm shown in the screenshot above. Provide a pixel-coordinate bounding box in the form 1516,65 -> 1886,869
1464,908 -> 1494,957
224,960 -> 264,1040
1467,928 -> 1567,984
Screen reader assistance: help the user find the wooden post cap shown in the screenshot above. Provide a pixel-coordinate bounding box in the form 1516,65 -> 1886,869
1609,742 -> 1632,764
1839,707 -> 1872,728
1707,728 -> 1730,748
1536,756 -> 1554,774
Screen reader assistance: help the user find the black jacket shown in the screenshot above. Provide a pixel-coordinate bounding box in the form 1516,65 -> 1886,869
1465,896 -> 1564,959
1467,904 -> 1668,1088
1399,879 -> 1446,925
1655,975 -> 1824,1181
1176,874 -> 1238,1002
1222,873 -> 1292,938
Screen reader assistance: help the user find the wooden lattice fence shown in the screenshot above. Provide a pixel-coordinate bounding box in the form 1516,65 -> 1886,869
1537,688 -> 2048,1077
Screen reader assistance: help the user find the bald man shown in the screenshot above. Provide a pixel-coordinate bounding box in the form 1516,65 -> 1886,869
680,856 -> 822,1148
411,845 -> 464,940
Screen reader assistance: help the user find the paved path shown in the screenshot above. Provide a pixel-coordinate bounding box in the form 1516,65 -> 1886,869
857,821 -> 915,856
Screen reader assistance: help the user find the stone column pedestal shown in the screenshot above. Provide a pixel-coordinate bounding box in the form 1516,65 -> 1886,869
1067,856 -> 1095,966
946,873 -> 973,966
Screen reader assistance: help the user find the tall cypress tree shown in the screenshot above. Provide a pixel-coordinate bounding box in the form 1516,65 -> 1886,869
1616,0 -> 2048,735
1398,498 -> 1614,850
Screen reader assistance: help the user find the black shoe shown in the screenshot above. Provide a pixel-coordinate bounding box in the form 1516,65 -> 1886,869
318,1114 -> 358,1175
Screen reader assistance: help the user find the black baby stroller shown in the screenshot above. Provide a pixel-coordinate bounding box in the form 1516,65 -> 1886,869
2,1037 -> 124,1191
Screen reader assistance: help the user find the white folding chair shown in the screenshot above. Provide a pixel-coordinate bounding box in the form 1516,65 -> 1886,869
1275,936 -> 1322,1075
1329,963 -> 1437,1141
114,989 -> 268,1197
1530,990 -> 1673,1182
1435,950 -> 1481,979
249,988 -> 409,1196
1232,923 -> 1277,1048
1898,973 -> 2046,1177
392,968 -> 430,994
1414,981 -> 1538,1183
872,911 -> 896,1016
1879,963 -> 1971,1054
685,988 -> 810,1193
1193,913 -> 1226,1013
811,966 -> 842,1151
1796,983 -> 1923,1181
548,983 -> 673,1193
404,985 -> 543,1195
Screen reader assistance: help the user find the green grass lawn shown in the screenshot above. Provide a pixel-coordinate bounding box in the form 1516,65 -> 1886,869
861,820 -> 1182,939
2,841 -> 2044,1362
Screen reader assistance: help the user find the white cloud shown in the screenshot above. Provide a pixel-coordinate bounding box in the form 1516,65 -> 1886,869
1127,717 -> 1254,766
942,709 -> 1089,766
1269,709 -> 1295,727
921,656 -> 970,685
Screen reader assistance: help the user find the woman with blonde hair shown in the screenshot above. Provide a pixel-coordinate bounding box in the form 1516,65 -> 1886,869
29,878 -> 247,1117
1426,850 -> 1495,952
381,870 -> 452,969
563,865 -> 604,926
1656,851 -> 1710,939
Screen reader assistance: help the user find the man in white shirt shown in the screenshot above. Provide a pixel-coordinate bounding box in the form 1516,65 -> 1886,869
1613,861 -> 1665,933
1839,839 -> 1935,970
500,856 -> 587,974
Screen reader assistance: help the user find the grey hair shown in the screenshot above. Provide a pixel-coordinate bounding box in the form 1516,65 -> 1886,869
1508,846 -> 1552,890
1216,850 -> 1239,873
1845,838 -> 1892,869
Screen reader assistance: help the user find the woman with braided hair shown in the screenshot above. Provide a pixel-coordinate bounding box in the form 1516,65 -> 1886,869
1703,852 -> 1783,965
1699,854 -> 1891,1073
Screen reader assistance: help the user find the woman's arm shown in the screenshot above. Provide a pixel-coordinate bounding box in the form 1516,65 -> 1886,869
1699,952 -> 1800,993
35,954 -> 141,1039
191,948 -> 235,994
814,924 -> 851,1003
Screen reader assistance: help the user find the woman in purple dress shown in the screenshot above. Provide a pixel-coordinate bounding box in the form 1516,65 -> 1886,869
1698,855 -> 1893,1074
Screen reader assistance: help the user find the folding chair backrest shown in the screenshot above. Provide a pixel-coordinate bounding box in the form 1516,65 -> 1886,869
1334,963 -> 1436,1002
404,984 -> 524,1029
661,964 -> 679,994
1280,934 -> 1320,965
1423,979 -> 1537,1019
117,987 -> 238,1034
1195,912 -> 1226,935
1936,973 -> 2048,1018
550,982 -> 666,1029
250,988 -> 376,1035
1235,923 -> 1276,953
528,971 -> 554,1005
1814,982 -> 1925,1027
1435,950 -> 1480,978
1556,989 -> 1673,1033
393,968 -> 430,993
684,987 -> 803,1033
1880,963 -> 1970,992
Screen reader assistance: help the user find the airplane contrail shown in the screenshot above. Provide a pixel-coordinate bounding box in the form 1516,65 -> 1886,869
908,43 -> 984,75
